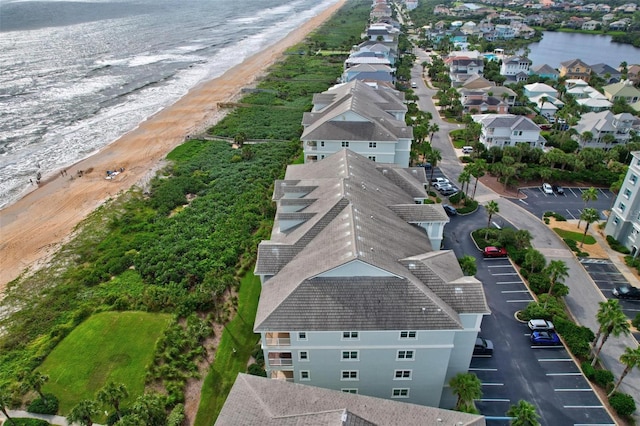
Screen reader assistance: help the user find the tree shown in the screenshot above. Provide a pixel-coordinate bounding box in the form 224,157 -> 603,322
609,346 -> 640,396
470,159 -> 487,200
507,400 -> 540,426
426,148 -> 442,185
22,371 -> 49,399
458,255 -> 477,276
524,248 -> 546,273
0,387 -> 15,425
96,382 -> 129,420
578,187 -> 598,228
129,393 -> 167,426
592,299 -> 631,366
428,123 -> 440,142
544,260 -> 569,308
459,168 -> 471,195
233,131 -> 247,148
579,208 -> 599,248
580,130 -> 593,149
449,372 -> 482,412
484,200 -> 499,239
68,400 -> 100,426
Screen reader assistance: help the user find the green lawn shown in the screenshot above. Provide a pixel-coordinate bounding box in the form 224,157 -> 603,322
553,228 -> 596,245
39,311 -> 171,414
194,272 -> 262,426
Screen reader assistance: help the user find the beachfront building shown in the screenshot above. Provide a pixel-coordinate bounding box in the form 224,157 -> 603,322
572,111 -> 635,149
559,58 -> 591,82
300,80 -> 412,167
605,151 -> 640,257
216,373 -> 486,425
253,150 -> 490,409
472,114 -> 546,149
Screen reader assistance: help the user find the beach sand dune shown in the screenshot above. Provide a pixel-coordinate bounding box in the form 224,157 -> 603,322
0,0 -> 346,293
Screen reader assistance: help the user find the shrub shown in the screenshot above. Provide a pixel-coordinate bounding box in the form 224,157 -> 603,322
592,369 -> 614,390
632,312 -> 640,330
27,393 -> 59,415
609,392 -> 636,417
606,235 -> 631,254
508,248 -> 528,266
581,362 -> 596,380
247,363 -> 267,377
544,217 -> 550,224
543,211 -> 566,221
9,420 -> 51,426
168,403 -> 186,426
449,191 -> 464,204
555,318 -> 594,359
527,273 -> 550,294
457,198 -> 478,214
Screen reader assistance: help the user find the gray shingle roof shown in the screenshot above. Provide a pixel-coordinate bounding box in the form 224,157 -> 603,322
255,150 -> 489,332
215,373 -> 486,426
478,114 -> 540,131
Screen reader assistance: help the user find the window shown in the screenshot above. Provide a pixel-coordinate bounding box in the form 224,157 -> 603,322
630,174 -> 637,185
342,350 -> 359,360
613,216 -> 620,225
392,388 -> 410,398
512,130 -> 522,136
619,202 -> 626,212
299,351 -> 309,361
400,331 -> 417,339
397,350 -> 414,360
394,370 -> 412,379
320,141 -> 325,147
624,188 -> 632,199
369,142 -> 377,148
341,141 -> 349,147
342,331 -> 359,339
300,371 -> 310,381
341,370 -> 359,380
298,332 -> 307,340
342,388 -> 358,394
368,156 -> 376,161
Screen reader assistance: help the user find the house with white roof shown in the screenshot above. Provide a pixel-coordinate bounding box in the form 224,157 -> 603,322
472,114 -> 546,149
254,150 -> 490,409
523,82 -> 557,99
573,111 -> 636,149
566,79 -> 612,111
301,80 -> 413,167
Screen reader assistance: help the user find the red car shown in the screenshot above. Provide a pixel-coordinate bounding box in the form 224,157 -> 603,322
483,246 -> 508,258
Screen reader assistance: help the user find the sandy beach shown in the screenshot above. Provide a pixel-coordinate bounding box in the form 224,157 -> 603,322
0,0 -> 347,293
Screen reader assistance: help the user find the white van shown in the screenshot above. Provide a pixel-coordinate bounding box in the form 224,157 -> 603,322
411,81 -> 417,88
462,146 -> 473,154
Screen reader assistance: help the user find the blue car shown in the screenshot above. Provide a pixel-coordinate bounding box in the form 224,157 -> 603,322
530,330 -> 561,346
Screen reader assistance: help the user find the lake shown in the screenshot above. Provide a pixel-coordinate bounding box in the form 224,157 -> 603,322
525,31 -> 640,69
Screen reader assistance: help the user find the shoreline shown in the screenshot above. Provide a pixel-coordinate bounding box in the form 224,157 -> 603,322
0,0 -> 347,293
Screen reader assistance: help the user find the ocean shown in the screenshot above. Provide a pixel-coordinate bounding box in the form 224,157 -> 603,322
0,0 -> 341,209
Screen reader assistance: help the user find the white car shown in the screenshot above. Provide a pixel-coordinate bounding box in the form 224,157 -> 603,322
411,81 -> 417,88
542,183 -> 553,194
528,319 -> 554,331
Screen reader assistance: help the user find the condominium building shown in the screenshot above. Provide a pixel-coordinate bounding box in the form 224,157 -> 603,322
605,151 -> 640,257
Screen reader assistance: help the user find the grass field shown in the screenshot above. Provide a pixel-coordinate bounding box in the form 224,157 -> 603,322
39,311 -> 171,414
553,227 -> 596,245
193,272 -> 262,426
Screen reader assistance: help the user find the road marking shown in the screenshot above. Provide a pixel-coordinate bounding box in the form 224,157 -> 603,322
623,308 -> 640,312
546,372 -> 582,376
539,358 -> 573,362
501,290 -> 529,293
555,388 -> 593,392
469,368 -> 497,371
487,265 -> 514,268
492,272 -> 518,276
496,281 -> 521,284
519,199 -> 529,205
507,299 -> 532,303
573,424 -> 616,426
598,188 -> 610,198
568,188 -> 578,197
564,405 -> 604,409
566,209 -> 576,219
476,398 -> 510,402
481,383 -> 504,386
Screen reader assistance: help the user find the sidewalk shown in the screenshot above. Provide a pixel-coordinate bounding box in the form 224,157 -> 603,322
0,409 -> 107,426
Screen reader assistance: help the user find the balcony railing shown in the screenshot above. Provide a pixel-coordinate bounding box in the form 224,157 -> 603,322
268,358 -> 293,366
265,337 -> 291,346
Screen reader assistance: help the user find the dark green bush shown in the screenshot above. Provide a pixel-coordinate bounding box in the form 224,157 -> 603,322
581,361 -> 595,380
527,273 -> 550,294
247,363 -> 267,377
168,403 -> 186,426
609,392 -> 636,417
507,248 -> 527,266
543,211 -> 566,221
593,369 -> 614,390
27,393 -> 59,415
554,318 -> 594,359
449,191 -> 464,204
607,235 -> 631,254
633,312 -> 640,330
457,198 -> 478,214
9,420 -> 51,426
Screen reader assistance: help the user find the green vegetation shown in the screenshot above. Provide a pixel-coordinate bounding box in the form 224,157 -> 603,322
39,312 -> 171,413
194,272 -> 262,425
553,228 -> 596,245
607,235 -> 631,254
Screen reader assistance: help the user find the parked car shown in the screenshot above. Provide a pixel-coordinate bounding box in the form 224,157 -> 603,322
411,81 -> 417,88
528,319 -> 554,331
483,246 -> 508,258
462,146 -> 474,154
473,337 -> 494,356
440,188 -> 458,197
421,162 -> 432,170
442,204 -> 458,216
434,182 -> 452,191
552,185 -> 565,195
431,177 -> 449,185
542,183 -> 553,194
612,285 -> 640,300
530,330 -> 561,346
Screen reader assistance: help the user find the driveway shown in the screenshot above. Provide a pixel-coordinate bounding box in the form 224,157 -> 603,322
516,186 -> 614,220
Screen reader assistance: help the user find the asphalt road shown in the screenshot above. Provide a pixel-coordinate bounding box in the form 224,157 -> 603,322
443,211 -> 615,425
515,186 -> 614,220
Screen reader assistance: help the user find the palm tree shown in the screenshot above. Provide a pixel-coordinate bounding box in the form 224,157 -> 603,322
426,148 -> 442,185
524,248 -> 546,273
470,159 -> 487,200
22,371 -> 49,399
67,400 -> 100,426
579,208 -> 599,248
591,299 -> 630,366
449,372 -> 482,412
458,255 -> 477,276
609,346 -> 640,396
0,387 -> 15,425
130,393 -> 166,426
96,382 -> 129,420
459,168 -> 471,195
507,400 -> 540,426
484,200 -> 499,239
428,123 -> 440,142
544,260 -> 569,308
580,130 -> 593,148
578,187 -> 598,228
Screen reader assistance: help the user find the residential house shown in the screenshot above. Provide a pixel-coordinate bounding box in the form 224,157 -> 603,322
628,64 -> 640,86
603,81 -> 640,108
341,63 -> 394,84
559,58 -> 591,81
591,63 -> 622,84
350,41 -> 397,66
581,20 -> 599,30
605,151 -> 640,258
254,149 -> 490,408
524,82 -> 563,121
367,23 -> 399,43
565,79 -> 612,111
608,20 -> 629,31
500,56 -> 532,83
405,0 -> 419,10
472,114 -> 546,149
573,111 -> 635,148
216,373 -> 486,425
301,80 -> 412,167
529,64 -> 559,81
459,90 -> 509,114
523,82 -> 558,99
447,56 -> 485,86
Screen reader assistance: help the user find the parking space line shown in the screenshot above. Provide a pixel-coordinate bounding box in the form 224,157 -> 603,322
555,388 -> 593,392
568,188 -> 579,197
501,290 -> 529,293
573,424 -> 616,426
507,299 -> 533,303
546,372 -> 582,376
469,368 -> 497,371
564,405 -> 604,409
496,281 -> 521,284
477,398 -> 511,402
566,209 -> 576,220
598,189 -> 609,199
492,272 -> 519,276
487,265 -> 514,268
623,308 -> 640,312
481,383 -> 504,386
539,358 -> 573,362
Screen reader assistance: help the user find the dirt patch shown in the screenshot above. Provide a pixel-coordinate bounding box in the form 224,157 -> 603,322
546,218 -> 609,258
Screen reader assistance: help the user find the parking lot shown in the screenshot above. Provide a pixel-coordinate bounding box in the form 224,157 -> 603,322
515,186 -> 614,220
580,259 -> 640,342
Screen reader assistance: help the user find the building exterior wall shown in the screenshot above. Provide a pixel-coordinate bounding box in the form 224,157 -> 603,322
605,151 -> 640,256
304,139 -> 406,166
